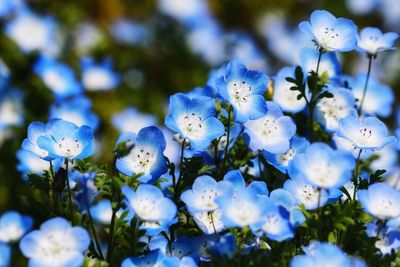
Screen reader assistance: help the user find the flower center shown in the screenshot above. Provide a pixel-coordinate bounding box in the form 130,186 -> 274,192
56,137 -> 83,157
178,112 -> 205,140
227,80 -> 252,107
279,147 -> 295,165
130,146 -> 156,174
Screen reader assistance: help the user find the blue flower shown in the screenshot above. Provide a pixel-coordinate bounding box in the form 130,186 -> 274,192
165,93 -> 224,151
216,184 -> 268,228
348,74 -> 394,117
116,126 -> 167,183
314,84 -> 357,132
288,142 -> 355,189
34,56 -> 82,98
299,10 -> 358,52
338,115 -> 397,151
69,171 -> 98,212
284,176 -> 329,210
0,89 -> 24,129
19,217 -> 90,267
0,242 -> 11,267
291,242 -> 365,267
112,107 -> 158,134
300,48 -> 340,78
269,189 -> 306,227
252,198 -> 294,242
36,119 -> 94,159
21,120 -> 56,160
365,221 -> 400,255
357,27 -> 399,55
181,175 -> 227,234
90,199 -> 113,224
272,66 -> 307,114
209,233 -> 237,259
215,61 -> 268,123
263,136 -> 309,174
16,149 -> 62,180
357,183 -> 400,219
80,57 -> 120,91
244,101 -> 296,154
50,96 -> 99,131
122,184 -> 177,236
0,211 -> 32,243
109,19 -> 150,46
5,11 -> 60,56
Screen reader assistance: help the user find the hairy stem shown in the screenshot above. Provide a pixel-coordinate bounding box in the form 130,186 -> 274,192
358,56 -> 373,115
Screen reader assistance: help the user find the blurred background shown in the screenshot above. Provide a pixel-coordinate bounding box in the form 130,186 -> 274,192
0,0 -> 399,216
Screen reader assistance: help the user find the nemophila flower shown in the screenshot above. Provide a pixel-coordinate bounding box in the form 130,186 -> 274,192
244,101 -> 296,154
215,61 -> 268,123
357,27 -> 399,55
365,222 -> 400,255
69,171 -> 98,212
112,107 -> 158,134
269,189 -> 305,227
0,211 -> 32,243
288,142 -> 355,189
357,183 -> 400,219
0,89 -> 24,129
338,116 -> 397,151
252,198 -> 294,242
314,84 -> 357,132
332,133 -> 373,159
158,0 -> 209,26
36,119 -> 94,159
284,176 -> 329,210
346,0 -> 378,15
19,217 -> 90,267
299,48 -> 340,78
209,233 -> 237,259
298,10 -> 358,52
16,149 -> 61,180
181,175 -> 227,234
165,93 -> 224,151
272,66 -> 307,114
291,242 -> 366,267
5,11 -> 60,56
22,120 -> 55,160
50,96 -> 99,131
34,56 -> 82,98
0,242 -> 11,267
216,185 -> 268,228
122,184 -> 177,236
347,74 -> 394,117
264,136 -> 309,174
80,57 -> 120,91
90,199 -> 112,224
116,126 -> 167,183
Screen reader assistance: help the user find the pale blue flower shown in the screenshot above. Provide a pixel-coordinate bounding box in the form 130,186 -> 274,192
165,93 -> 224,151
338,115 -> 397,151
122,184 -> 177,236
116,126 -> 167,183
80,57 -> 120,91
244,101 -> 296,154
299,10 -> 358,52
357,27 -> 399,55
0,211 -> 32,243
357,183 -> 400,219
216,61 -> 268,123
288,142 -> 355,189
19,217 -> 90,267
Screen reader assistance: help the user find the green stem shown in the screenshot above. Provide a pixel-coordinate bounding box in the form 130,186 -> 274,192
106,155 -> 118,263
358,56 -> 373,115
49,161 -> 59,215
353,149 -> 363,200
222,105 -> 233,170
87,208 -> 105,260
309,49 -> 323,142
316,49 -> 323,76
65,159 -> 74,223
